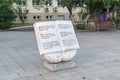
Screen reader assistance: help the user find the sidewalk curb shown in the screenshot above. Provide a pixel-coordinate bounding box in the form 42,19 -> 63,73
9,25 -> 33,30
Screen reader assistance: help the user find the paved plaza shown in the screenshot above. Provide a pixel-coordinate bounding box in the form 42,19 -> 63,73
0,28 -> 120,80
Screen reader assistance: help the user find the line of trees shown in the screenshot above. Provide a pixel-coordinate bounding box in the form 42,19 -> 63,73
61,0 -> 120,20
0,0 -> 120,30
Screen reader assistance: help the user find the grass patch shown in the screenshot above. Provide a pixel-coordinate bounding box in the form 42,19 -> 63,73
11,23 -> 33,28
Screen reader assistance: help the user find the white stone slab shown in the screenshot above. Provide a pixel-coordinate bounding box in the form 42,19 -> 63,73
34,21 -> 62,55
55,21 -> 80,50
34,20 -> 80,55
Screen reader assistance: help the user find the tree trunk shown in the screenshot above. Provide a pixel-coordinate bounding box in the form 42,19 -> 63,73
68,7 -> 77,29
21,20 -> 25,24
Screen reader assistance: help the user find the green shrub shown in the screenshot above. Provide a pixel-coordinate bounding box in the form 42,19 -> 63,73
76,23 -> 85,30
0,3 -> 16,30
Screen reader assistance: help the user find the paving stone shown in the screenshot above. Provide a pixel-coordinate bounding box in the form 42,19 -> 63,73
1,30 -> 120,80
13,56 -> 39,71
0,65 -> 10,77
0,49 -> 10,60
0,74 -> 19,80
100,75 -> 120,80
0,62 -> 2,66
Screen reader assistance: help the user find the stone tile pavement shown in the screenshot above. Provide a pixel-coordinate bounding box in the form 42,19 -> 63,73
0,28 -> 120,80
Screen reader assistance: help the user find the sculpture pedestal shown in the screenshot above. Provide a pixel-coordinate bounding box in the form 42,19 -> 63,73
34,21 -> 80,71
44,60 -> 77,71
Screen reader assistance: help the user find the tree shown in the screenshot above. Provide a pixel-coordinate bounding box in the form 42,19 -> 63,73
0,1 -> 16,30
61,0 -> 84,23
11,0 -> 29,24
32,0 -> 44,5
84,0 -> 120,20
14,7 -> 29,24
0,0 -> 29,24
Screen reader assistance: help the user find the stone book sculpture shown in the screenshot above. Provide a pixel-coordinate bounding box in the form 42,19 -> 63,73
34,20 -> 80,71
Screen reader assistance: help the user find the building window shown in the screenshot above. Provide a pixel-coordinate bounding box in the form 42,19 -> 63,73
58,0 -> 63,6
57,15 -> 65,20
33,16 -> 40,20
18,0 -> 26,6
20,16 -> 27,21
32,0 -> 40,5
46,15 -> 53,20
45,0 -> 52,6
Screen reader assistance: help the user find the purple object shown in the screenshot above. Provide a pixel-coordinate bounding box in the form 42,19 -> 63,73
99,15 -> 103,20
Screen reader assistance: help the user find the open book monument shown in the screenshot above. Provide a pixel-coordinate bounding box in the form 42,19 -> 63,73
34,20 -> 80,71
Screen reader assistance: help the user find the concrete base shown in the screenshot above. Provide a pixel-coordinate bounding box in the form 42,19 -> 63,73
44,60 -> 77,72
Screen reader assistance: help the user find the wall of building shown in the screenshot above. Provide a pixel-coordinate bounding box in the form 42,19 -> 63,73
13,0 -> 82,23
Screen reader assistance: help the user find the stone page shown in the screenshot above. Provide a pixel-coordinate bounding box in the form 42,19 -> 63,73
55,21 -> 80,50
34,21 -> 80,55
34,21 -> 62,55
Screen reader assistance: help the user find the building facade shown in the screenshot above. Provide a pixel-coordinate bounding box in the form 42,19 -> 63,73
13,0 -> 82,23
